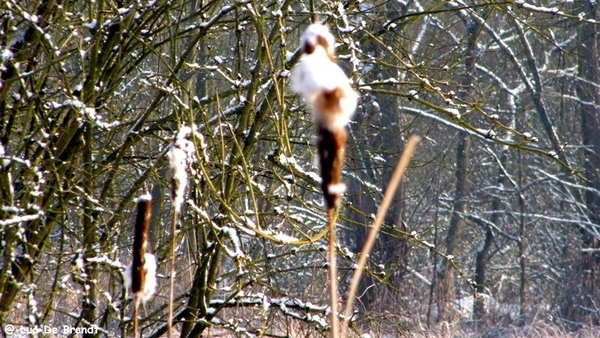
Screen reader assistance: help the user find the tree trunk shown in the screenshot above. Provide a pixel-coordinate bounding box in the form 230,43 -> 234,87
81,122 -> 99,338
473,226 -> 493,320
435,10 -> 481,322
574,0 -> 600,325
436,133 -> 470,322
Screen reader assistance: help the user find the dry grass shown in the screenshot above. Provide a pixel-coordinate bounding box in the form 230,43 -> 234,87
357,320 -> 600,338
191,312 -> 600,338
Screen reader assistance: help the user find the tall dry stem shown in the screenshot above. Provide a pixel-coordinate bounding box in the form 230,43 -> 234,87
166,127 -> 193,337
340,136 -> 419,337
290,23 -> 359,338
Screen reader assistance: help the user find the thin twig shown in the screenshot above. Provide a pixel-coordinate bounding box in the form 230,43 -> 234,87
340,136 -> 419,337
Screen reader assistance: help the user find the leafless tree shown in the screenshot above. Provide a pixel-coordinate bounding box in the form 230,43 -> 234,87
1,1 -> 600,337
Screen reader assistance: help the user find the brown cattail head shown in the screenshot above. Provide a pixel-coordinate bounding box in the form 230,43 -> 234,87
131,194 -> 152,294
312,83 -> 356,211
313,86 -> 357,132
317,126 -> 347,211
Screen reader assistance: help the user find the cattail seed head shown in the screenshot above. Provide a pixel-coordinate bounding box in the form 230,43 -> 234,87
291,24 -> 359,210
290,23 -> 358,131
139,253 -> 157,303
300,23 -> 336,59
125,194 -> 156,303
131,195 -> 151,293
317,127 -> 347,210
313,86 -> 358,132
167,127 -> 194,212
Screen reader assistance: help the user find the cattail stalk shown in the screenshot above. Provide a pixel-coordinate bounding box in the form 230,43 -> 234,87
166,127 -> 193,337
291,23 -> 358,338
318,122 -> 347,338
326,208 -> 340,338
167,208 -> 177,338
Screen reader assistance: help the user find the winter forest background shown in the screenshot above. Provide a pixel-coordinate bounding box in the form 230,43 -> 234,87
2,0 -> 600,337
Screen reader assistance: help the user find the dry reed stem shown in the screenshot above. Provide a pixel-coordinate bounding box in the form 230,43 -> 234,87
133,294 -> 139,338
290,23 -> 358,338
340,136 -> 420,337
168,209 -> 178,338
167,128 -> 191,337
327,208 -> 340,338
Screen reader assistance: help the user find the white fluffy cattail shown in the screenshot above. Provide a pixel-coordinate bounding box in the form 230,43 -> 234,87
124,253 -> 157,303
166,126 -> 194,337
290,23 -> 358,210
138,253 -> 157,302
290,23 -> 358,131
167,126 -> 194,212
